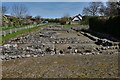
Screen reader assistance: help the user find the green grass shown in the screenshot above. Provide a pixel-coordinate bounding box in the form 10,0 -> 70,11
1,26 -> 22,31
0,36 -> 2,45
64,24 -> 89,28
0,24 -> 38,31
0,27 -> 2,45
1,24 -> 48,45
64,24 -> 73,28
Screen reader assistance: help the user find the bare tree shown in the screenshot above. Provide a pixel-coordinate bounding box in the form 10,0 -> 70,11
0,6 -> 2,27
82,7 -> 92,16
2,6 -> 7,15
99,4 -> 107,16
11,4 -> 28,18
34,16 -> 41,20
105,0 -> 119,16
116,1 -> 120,14
34,16 -> 41,24
0,6 -> 2,15
82,2 -> 103,16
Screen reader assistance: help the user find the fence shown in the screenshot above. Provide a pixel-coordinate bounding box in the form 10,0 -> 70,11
0,24 -> 44,36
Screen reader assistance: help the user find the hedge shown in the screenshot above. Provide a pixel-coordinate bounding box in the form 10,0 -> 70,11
89,16 -> 120,38
82,16 -> 95,25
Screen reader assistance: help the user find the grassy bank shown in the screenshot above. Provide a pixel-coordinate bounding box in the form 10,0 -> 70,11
0,24 -> 37,31
1,24 -> 48,45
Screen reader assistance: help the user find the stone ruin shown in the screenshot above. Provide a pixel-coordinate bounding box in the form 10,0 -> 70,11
0,25 -> 119,61
81,31 -> 120,49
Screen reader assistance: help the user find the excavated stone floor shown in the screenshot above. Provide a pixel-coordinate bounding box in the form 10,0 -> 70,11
1,25 -> 119,78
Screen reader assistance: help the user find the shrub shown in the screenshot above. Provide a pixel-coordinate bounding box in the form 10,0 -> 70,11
59,19 -> 66,25
82,16 -> 94,25
89,16 -> 120,38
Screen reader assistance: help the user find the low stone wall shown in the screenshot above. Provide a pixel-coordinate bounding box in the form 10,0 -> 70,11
80,31 -> 120,48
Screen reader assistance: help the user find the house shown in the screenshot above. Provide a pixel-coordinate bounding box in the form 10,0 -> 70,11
72,14 -> 82,21
71,14 -> 82,24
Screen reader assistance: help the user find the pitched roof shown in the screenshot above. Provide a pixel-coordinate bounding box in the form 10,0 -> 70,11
72,14 -> 82,21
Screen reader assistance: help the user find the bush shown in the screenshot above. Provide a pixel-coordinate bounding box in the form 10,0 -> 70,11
59,19 -> 66,25
82,16 -> 94,25
89,16 -> 120,38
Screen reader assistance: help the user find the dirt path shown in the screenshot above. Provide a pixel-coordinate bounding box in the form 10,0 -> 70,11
2,54 -> 118,78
